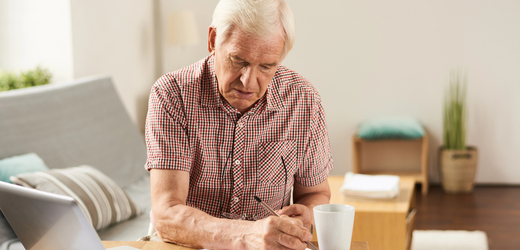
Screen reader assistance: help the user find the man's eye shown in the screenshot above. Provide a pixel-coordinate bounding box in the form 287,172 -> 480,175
232,60 -> 246,68
260,65 -> 272,72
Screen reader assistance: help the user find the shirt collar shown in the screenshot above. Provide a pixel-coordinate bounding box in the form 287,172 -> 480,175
200,55 -> 285,112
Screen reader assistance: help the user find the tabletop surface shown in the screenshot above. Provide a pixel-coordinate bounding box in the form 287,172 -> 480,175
102,241 -> 369,250
328,175 -> 415,213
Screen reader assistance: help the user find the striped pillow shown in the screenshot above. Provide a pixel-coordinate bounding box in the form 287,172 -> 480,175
10,165 -> 141,231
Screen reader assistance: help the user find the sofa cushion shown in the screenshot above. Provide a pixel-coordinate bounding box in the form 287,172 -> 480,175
357,117 -> 425,140
10,165 -> 141,231
0,153 -> 49,183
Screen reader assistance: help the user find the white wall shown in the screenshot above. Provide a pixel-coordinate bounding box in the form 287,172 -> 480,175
0,0 -> 74,82
0,0 -> 156,133
158,0 -> 520,184
70,0 -> 157,133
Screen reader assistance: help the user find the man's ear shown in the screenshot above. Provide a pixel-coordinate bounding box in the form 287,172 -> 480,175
208,26 -> 217,55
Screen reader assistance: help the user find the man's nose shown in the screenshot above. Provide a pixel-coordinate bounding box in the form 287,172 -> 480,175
240,66 -> 256,88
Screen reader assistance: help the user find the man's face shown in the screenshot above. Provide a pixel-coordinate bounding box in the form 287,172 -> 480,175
209,27 -> 284,114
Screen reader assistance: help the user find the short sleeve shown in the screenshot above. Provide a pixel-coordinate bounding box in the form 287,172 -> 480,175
144,75 -> 192,172
295,98 -> 334,186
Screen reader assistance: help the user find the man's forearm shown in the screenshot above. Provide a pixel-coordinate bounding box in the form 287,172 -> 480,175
154,204 -> 253,249
150,169 -> 255,249
293,179 -> 331,209
294,192 -> 330,210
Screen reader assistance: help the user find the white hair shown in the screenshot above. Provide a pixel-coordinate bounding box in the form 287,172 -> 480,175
211,0 -> 295,60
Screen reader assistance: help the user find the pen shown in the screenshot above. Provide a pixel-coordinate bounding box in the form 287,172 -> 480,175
254,196 -> 318,250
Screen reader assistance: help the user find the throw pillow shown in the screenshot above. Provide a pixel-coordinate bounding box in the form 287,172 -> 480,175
357,117 -> 425,140
0,153 -> 49,183
10,165 -> 141,231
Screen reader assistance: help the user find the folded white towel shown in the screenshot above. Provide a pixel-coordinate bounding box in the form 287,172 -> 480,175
340,172 -> 400,199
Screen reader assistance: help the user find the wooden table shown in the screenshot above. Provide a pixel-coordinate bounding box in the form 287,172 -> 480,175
102,241 -> 369,250
327,175 -> 416,250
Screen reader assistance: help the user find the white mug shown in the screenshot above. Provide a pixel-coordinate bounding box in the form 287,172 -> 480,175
313,204 -> 355,250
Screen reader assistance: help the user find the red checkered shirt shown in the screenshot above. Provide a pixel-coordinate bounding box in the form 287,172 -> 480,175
145,55 -> 333,221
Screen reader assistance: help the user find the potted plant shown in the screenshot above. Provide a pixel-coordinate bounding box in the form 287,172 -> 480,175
439,70 -> 478,193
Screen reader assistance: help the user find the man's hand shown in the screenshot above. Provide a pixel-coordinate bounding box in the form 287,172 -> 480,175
238,215 -> 312,250
277,204 -> 314,231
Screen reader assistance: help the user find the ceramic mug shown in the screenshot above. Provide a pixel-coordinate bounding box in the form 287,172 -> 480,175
313,204 -> 355,250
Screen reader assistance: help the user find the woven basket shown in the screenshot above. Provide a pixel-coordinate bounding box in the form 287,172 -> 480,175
439,147 -> 478,193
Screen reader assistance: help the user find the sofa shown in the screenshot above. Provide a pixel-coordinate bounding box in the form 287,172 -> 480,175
0,76 -> 152,249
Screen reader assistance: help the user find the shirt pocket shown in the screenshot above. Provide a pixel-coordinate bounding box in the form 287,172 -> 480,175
257,140 -> 298,187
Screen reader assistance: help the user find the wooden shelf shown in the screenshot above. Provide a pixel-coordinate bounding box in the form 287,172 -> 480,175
352,132 -> 429,195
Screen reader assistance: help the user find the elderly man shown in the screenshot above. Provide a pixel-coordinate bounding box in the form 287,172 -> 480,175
145,0 -> 333,249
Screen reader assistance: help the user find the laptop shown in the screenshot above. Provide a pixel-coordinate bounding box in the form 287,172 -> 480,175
0,181 -> 106,250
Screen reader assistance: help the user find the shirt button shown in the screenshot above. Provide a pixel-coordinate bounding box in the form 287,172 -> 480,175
233,197 -> 239,202
238,123 -> 244,128
235,160 -> 241,165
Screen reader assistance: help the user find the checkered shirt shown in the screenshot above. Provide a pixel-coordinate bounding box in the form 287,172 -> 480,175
145,55 -> 333,221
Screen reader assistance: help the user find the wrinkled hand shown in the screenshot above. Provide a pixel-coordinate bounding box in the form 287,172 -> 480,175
239,215 -> 312,250
277,204 -> 313,231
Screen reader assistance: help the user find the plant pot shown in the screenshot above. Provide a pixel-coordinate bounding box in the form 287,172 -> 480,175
439,146 -> 478,194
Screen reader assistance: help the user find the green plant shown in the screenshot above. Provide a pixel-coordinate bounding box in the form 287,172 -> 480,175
443,70 -> 467,150
0,71 -> 19,92
0,66 -> 52,92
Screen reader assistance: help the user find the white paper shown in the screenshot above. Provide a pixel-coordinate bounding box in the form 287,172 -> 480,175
340,172 -> 400,198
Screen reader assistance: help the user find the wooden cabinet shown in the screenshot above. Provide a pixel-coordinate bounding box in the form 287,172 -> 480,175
352,132 -> 429,195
